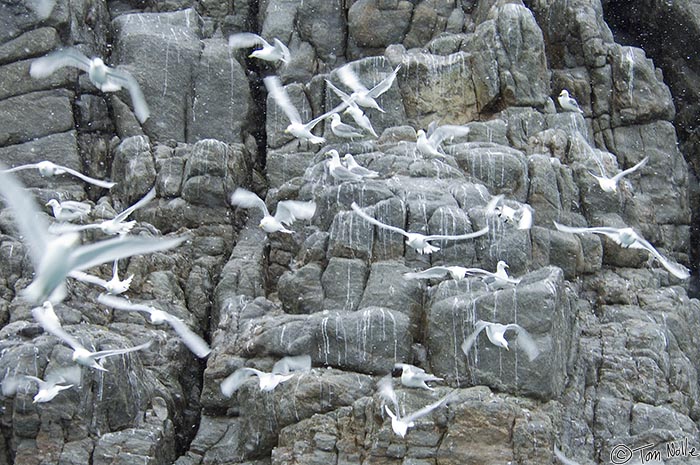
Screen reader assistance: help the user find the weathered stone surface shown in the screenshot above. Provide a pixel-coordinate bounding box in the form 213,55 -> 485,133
0,90 -> 74,146
111,135 -> 156,205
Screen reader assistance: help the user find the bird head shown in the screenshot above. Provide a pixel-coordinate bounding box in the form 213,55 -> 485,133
558,89 -> 569,98
46,199 -> 60,208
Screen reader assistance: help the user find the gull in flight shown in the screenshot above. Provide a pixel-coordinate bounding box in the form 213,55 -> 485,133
326,80 -> 378,137
30,47 -> 150,123
230,188 -> 316,234
461,320 -> 540,362
558,89 -> 583,114
1,366 -> 80,403
325,150 -> 363,183
97,294 -> 211,358
0,168 -> 187,304
32,301 -> 152,371
486,194 -> 534,230
264,75 -> 342,145
393,363 -> 443,391
404,261 -> 520,287
336,63 -> 402,113
220,354 -> 312,397
378,376 -> 454,438
553,222 -> 690,279
351,202 -> 489,255
46,199 -> 92,222
49,187 -> 156,236
3,160 -> 115,189
588,156 -> 648,193
416,124 -> 470,158
228,33 -> 291,64
328,113 -> 364,140
69,260 -> 134,295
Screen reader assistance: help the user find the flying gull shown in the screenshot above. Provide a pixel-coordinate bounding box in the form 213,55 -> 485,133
588,156 -> 648,193
461,320 -> 540,362
230,188 -> 316,234
486,194 -> 534,230
416,124 -> 470,158
220,355 -> 312,397
325,80 -> 378,137
336,63 -> 402,113
3,160 -> 115,189
30,47 -> 150,123
393,363 -> 443,391
69,260 -> 134,295
228,33 -> 291,64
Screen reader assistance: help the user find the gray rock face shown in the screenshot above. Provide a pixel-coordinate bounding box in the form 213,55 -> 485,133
0,0 -> 697,464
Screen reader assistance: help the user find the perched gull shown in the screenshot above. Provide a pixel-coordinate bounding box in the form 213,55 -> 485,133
3,160 -> 115,189
588,156 -> 648,193
325,150 -> 363,183
461,320 -> 540,362
220,355 -> 312,397
49,187 -> 156,236
230,188 -> 316,234
264,75 -> 341,145
32,301 -> 152,371
0,168 -> 187,304
69,260 -> 134,295
351,202 -> 489,255
329,113 -> 364,139
46,199 -> 92,222
553,222 -> 690,279
97,294 -> 211,358
416,125 -> 470,158
558,89 -> 583,114
228,33 -> 291,64
463,261 -> 521,287
30,47 -> 150,123
378,375 -> 454,438
486,194 -> 534,230
393,363 -> 443,391
403,266 -> 469,281
2,366 -> 80,403
326,80 -> 378,137
337,63 -> 402,113
342,153 -> 379,178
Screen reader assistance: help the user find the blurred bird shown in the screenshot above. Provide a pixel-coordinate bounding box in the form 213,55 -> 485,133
393,363 -> 442,391
228,33 -> 291,64
2,366 -> 80,403
351,202 -> 488,255
463,261 -> 521,287
558,89 -> 583,114
69,260 -> 134,295
3,160 -> 115,189
486,194 -> 534,230
416,124 -> 470,158
326,80 -> 379,137
32,301 -> 152,371
220,355 -> 312,397
461,320 -> 540,362
342,153 -> 379,178
46,199 -> 92,222
97,294 -> 211,358
553,222 -> 690,279
30,48 -> 150,122
588,156 -> 648,193
230,188 -> 316,234
337,64 -> 402,113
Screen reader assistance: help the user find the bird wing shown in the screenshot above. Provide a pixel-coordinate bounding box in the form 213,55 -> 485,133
2,163 -> 40,173
325,79 -> 354,104
1,376 -> 21,396
403,267 -> 451,280
274,200 -> 316,225
428,125 -> 470,147
60,200 -> 92,213
553,222 -> 622,237
113,186 -> 156,223
161,313 -> 211,358
24,375 -> 48,389
350,202 -> 408,237
273,38 -> 291,63
263,75 -> 302,125
628,235 -> 691,279
337,64 -> 369,93
220,367 -> 260,397
45,366 -> 81,386
230,188 -> 270,217
69,270 -> 110,289
403,390 -> 455,423
48,222 -> 102,234
518,205 -> 533,230
97,293 -> 152,314
31,304 -> 83,351
272,354 -> 312,374
366,64 -> 402,98
424,226 -> 489,241
228,32 -> 267,49
92,341 -> 152,360
484,194 -> 504,216
30,48 -> 91,78
0,167 -> 50,264
103,67 -> 150,123
461,320 -> 488,356
611,156 -> 648,183
505,324 -> 540,361
70,235 -> 187,273
50,163 -> 116,189
377,375 -> 400,412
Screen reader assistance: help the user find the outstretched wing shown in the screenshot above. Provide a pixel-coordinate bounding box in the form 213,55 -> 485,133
272,354 -> 311,374
161,313 -> 211,358
505,324 -> 540,361
553,222 -> 622,237
230,188 -> 269,217
350,202 -> 408,237
51,163 -> 116,189
104,67 -> 150,123
113,187 -> 156,223
337,64 -> 369,94
69,270 -> 110,289
367,64 -> 402,98
425,226 -> 489,241
403,390 -> 456,423
264,75 -> 302,125
377,375 -> 399,413
629,235 -> 691,280
31,303 -> 83,351
70,235 -> 188,272
428,125 -> 470,147
611,156 -> 648,183
272,38 -> 291,63
220,367 -> 260,397
403,267 -> 451,280
461,320 -> 489,356
228,32 -> 267,49
92,341 -> 152,360
274,200 -> 316,226
30,48 -> 91,78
